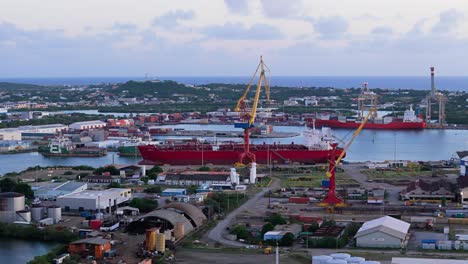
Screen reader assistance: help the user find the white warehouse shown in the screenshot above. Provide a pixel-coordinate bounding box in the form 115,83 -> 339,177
69,120 -> 106,130
56,188 -> 132,212
355,216 -> 410,248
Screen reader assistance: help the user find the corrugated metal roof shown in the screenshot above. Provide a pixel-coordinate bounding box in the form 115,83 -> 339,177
392,258 -> 468,264
355,216 -> 410,240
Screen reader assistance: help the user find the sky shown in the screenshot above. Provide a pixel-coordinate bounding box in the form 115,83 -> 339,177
1,0 -> 468,77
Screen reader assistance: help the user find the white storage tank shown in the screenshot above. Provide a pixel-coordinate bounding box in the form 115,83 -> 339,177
331,253 -> 351,260
313,255 -> 332,264
362,261 -> 381,264
347,257 -> 365,264
16,210 -> 31,223
31,206 -> 44,222
0,192 -> 25,212
47,206 -> 62,223
326,260 -> 347,264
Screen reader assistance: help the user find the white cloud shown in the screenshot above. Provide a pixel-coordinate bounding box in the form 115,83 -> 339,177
202,23 -> 283,40
152,9 -> 195,29
260,0 -> 303,18
224,0 -> 249,15
314,16 -> 349,39
432,9 -> 464,33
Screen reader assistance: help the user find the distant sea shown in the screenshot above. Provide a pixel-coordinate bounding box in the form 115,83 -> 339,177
0,76 -> 467,91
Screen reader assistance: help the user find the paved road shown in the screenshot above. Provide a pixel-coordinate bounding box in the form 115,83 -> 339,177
207,178 -> 280,247
343,163 -> 404,204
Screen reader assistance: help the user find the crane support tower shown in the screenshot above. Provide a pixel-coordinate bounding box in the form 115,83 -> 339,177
319,105 -> 377,209
357,82 -> 378,119
425,67 -> 447,127
234,56 -> 271,164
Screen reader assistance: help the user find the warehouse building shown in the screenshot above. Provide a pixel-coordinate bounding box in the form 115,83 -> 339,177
161,188 -> 186,196
157,171 -> 231,186
0,129 -> 22,140
355,216 -> 410,248
33,181 -> 88,200
401,179 -> 455,203
0,124 -> 67,140
392,258 -> 467,264
56,188 -> 131,212
69,120 -> 106,130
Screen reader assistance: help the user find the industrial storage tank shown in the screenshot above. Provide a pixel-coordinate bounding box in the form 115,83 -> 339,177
47,206 -> 62,223
16,210 -> 31,223
31,206 -> 44,222
331,253 -> 351,260
0,192 -> 25,212
361,262 -> 381,264
155,233 -> 166,253
174,222 -> 185,240
145,228 -> 157,251
312,255 -> 333,264
326,260 -> 347,264
347,257 -> 365,264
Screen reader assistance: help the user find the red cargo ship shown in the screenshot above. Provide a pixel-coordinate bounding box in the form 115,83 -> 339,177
138,127 -> 345,165
311,105 -> 426,130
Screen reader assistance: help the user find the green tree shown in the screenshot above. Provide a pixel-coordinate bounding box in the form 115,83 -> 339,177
141,176 -> 149,184
147,166 -> 163,180
279,232 -> 295,247
197,166 -> 211,171
187,185 -> 198,194
261,222 -> 275,236
129,198 -> 158,212
0,178 -> 16,192
107,182 -> 121,188
307,222 -> 319,233
94,165 -> 119,175
230,225 -> 250,240
12,183 -> 34,199
266,213 -> 287,226
144,186 -> 162,194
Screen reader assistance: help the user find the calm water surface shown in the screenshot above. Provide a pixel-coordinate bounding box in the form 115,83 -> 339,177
0,239 -> 57,264
1,125 -> 466,175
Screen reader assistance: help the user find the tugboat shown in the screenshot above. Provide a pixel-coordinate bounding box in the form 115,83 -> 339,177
39,137 -> 107,157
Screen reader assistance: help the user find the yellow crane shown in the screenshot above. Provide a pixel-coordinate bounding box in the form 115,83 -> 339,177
234,56 -> 271,164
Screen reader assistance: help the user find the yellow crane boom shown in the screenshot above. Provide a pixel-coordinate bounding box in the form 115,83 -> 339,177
234,56 -> 270,126
326,108 -> 377,177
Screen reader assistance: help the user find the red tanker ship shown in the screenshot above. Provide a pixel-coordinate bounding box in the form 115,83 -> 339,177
310,105 -> 426,130
138,127 -> 345,165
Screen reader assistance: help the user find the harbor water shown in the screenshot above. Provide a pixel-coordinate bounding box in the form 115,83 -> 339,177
0,238 -> 57,263
0,124 -> 466,175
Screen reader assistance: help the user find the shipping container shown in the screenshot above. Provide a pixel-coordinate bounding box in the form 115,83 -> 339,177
288,197 -> 309,204
90,220 -> 102,230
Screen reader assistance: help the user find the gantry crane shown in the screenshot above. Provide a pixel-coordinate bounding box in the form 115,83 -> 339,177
234,56 -> 270,164
320,106 -> 377,208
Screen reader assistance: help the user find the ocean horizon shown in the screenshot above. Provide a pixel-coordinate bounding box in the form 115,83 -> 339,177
0,76 -> 467,91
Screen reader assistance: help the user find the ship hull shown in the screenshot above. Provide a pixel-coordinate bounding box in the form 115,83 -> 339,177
138,144 -> 344,165
312,119 -> 426,130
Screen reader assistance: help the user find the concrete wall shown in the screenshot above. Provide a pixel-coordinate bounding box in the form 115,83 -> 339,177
356,231 -> 403,248
57,197 -> 98,211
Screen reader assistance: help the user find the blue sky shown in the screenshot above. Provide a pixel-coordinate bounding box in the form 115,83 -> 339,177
1,0 -> 468,77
